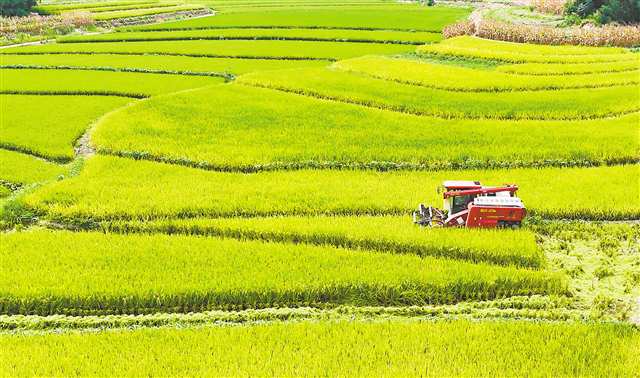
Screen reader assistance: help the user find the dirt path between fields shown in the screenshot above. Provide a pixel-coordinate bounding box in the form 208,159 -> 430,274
632,297 -> 640,325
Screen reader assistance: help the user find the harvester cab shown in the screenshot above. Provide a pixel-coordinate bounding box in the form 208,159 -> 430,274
413,181 -> 526,229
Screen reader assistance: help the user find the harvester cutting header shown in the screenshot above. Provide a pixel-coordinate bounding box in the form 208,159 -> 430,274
413,181 -> 527,229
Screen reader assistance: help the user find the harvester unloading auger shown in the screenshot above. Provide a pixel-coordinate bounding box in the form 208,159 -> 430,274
413,181 -> 527,228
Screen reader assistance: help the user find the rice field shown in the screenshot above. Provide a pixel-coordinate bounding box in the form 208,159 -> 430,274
0,95 -> 131,161
0,39 -> 418,59
2,321 -> 638,376
0,230 -> 565,315
90,84 -> 639,169
23,156 -> 639,221
237,68 -> 639,119
1,0 -> 638,375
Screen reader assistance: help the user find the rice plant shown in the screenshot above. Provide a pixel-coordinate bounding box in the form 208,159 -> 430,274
0,149 -> 68,185
496,61 -> 640,75
237,68 -> 640,120
334,56 -> 640,91
57,27 -> 442,44
0,68 -> 225,97
0,230 -> 566,315
0,94 -> 131,162
0,53 -> 330,75
106,214 -> 545,268
1,320 -> 637,376
0,39 -> 416,60
23,156 -> 640,221
125,5 -> 470,32
418,36 -> 639,63
91,84 -> 639,170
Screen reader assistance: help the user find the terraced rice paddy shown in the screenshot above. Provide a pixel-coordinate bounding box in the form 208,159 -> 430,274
1,0 -> 638,375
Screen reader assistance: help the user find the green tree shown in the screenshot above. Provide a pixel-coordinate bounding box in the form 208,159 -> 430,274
0,0 -> 37,16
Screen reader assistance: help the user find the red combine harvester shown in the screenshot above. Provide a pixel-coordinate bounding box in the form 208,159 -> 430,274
413,181 -> 526,228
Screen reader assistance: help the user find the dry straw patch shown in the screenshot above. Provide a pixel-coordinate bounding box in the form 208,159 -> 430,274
443,19 -> 640,47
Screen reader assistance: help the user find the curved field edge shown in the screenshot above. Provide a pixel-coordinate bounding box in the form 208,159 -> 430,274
0,95 -> 133,163
88,84 -> 640,171
0,230 -> 567,316
0,296 -> 585,332
1,320 -> 638,377
21,156 -> 640,222
332,56 -> 640,92
101,215 -> 545,268
235,69 -> 640,121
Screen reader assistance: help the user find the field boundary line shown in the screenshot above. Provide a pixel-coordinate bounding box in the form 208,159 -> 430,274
235,81 -> 640,121
0,51 -> 336,61
0,143 -> 72,164
34,205 -> 640,225
1,65 -> 235,80
58,36 -> 431,45
95,148 -> 640,173
0,90 -> 148,99
0,300 -> 586,333
332,68 -> 640,93
93,221 -> 544,268
122,25 -> 444,33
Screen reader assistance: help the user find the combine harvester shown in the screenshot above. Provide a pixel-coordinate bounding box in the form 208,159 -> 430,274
413,181 -> 527,228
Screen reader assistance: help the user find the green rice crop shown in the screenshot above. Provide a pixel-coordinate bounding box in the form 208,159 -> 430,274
334,56 -> 640,91
106,215 -> 544,268
91,84 -> 639,169
0,230 -> 565,315
237,68 -> 640,120
57,27 -> 442,44
0,69 -> 225,97
127,5 -> 470,32
417,36 -> 639,63
0,296 -> 585,331
1,320 -> 637,376
0,53 -> 329,75
0,150 -> 67,185
34,1 -> 159,14
24,156 -> 640,221
0,40 -> 415,60
92,4 -> 205,20
0,185 -> 11,198
496,61 -> 640,75
1,95 -> 131,162
81,2 -> 180,13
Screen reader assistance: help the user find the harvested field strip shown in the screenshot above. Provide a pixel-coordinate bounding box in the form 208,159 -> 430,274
1,320 -> 637,376
105,215 -> 544,268
0,230 -> 566,316
333,56 -> 640,91
126,6 -> 470,32
24,156 -> 640,221
0,69 -> 225,97
0,40 -> 416,60
92,5 -> 206,21
57,28 -> 442,44
237,68 -> 640,120
0,54 -> 329,75
92,84 -> 640,170
0,150 -> 68,185
0,95 -> 132,162
497,61 -> 640,76
0,297 -> 584,331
